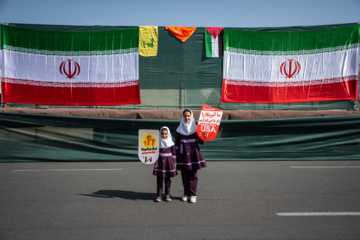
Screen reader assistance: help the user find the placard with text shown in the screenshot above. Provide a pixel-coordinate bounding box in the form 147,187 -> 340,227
138,129 -> 159,164
196,105 -> 223,141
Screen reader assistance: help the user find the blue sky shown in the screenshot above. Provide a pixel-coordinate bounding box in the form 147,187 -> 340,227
0,0 -> 359,28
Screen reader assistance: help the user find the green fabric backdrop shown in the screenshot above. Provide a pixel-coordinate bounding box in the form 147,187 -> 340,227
1,112 -> 360,162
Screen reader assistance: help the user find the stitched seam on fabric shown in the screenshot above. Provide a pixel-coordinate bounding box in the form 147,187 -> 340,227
225,44 -> 360,56
3,45 -> 139,56
224,76 -> 358,87
1,78 -> 139,88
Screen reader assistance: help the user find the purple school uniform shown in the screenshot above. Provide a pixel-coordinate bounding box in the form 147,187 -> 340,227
153,145 -> 177,178
175,132 -> 206,171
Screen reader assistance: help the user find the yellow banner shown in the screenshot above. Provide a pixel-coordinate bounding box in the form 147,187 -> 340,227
139,26 -> 158,57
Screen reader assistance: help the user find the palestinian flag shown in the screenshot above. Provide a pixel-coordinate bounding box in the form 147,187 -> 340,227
0,25 -> 140,105
205,27 -> 224,57
222,24 -> 360,103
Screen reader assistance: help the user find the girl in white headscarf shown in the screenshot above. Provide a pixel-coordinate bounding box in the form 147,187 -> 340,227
175,109 -> 206,204
153,126 -> 177,202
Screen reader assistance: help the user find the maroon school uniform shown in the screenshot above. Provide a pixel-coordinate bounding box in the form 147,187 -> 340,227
175,131 -> 206,197
175,109 -> 206,199
175,132 -> 206,171
153,146 -> 177,178
153,144 -> 177,197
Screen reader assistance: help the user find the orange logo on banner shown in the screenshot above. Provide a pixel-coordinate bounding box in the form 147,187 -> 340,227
165,26 -> 197,42
196,105 -> 223,141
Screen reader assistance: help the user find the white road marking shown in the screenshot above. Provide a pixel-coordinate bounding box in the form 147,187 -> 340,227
12,169 -> 123,172
290,166 -> 360,169
277,212 -> 360,216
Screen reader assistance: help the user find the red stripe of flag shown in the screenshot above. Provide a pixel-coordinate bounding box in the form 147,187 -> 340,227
221,78 -> 358,103
1,80 -> 141,105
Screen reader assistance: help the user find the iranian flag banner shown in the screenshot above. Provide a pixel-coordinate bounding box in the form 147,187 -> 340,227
0,25 -> 140,105
222,24 -> 360,103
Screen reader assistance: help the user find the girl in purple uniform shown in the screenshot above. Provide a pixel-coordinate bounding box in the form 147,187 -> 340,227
153,126 -> 177,202
175,109 -> 206,203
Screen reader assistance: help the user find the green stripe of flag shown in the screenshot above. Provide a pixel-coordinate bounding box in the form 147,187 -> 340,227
1,25 -> 139,52
224,24 -> 360,52
205,28 -> 213,57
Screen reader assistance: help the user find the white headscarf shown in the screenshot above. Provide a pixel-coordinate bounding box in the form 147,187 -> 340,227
159,126 -> 175,149
176,109 -> 197,136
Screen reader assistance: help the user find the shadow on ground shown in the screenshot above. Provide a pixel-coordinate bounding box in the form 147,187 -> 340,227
79,190 -> 182,201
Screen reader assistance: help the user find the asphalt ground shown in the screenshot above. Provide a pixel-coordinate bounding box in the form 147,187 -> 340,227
0,161 -> 359,240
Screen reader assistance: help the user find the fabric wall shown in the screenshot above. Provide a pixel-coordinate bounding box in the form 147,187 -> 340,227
1,112 -> 360,162
1,23 -> 358,110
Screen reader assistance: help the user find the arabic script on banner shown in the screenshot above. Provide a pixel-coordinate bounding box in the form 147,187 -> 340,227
196,105 -> 223,141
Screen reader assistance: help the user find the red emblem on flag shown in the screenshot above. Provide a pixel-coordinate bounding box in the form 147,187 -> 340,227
280,59 -> 301,78
60,59 -> 81,79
